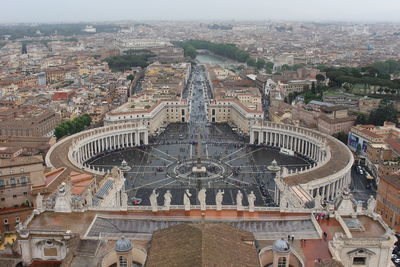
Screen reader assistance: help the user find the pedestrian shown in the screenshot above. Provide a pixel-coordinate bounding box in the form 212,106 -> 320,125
291,234 -> 294,242
323,232 -> 328,239
288,235 -> 290,241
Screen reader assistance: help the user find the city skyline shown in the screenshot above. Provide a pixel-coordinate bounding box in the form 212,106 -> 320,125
2,0 -> 400,23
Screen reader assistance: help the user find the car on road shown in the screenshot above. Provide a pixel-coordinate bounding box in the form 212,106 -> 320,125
131,197 -> 142,205
356,166 -> 362,174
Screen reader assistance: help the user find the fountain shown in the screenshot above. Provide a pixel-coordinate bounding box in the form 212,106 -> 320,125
118,159 -> 131,172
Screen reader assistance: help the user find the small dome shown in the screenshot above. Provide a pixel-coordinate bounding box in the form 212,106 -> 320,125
272,238 -> 290,253
115,236 -> 132,252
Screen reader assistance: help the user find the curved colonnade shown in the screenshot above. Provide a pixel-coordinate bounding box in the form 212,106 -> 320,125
46,121 -> 353,206
250,122 -> 354,203
46,123 -> 149,176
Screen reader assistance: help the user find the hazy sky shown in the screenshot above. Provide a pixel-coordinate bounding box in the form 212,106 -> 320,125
2,0 -> 400,23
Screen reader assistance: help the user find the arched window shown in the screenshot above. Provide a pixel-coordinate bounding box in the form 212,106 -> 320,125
278,257 -> 286,267
119,256 -> 127,267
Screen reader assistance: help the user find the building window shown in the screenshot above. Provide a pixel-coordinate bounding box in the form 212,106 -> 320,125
10,178 -> 16,187
0,198 -> 5,201
13,195 -> 17,198
353,257 -> 366,265
278,257 -> 286,267
3,219 -> 8,224
20,177 -> 28,184
15,217 -> 20,223
23,192 -> 28,196
19,168 -> 24,173
119,256 -> 128,267
0,179 -> 4,188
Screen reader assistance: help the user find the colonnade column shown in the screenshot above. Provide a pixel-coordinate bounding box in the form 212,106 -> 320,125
135,132 -> 140,146
250,130 -> 255,144
144,131 -> 149,145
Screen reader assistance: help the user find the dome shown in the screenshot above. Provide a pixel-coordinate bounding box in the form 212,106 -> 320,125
272,238 -> 290,253
115,236 -> 132,252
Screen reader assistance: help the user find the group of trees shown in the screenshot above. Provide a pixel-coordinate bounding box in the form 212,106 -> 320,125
333,132 -> 348,144
182,44 -> 197,59
322,63 -> 400,94
104,52 -> 156,72
372,60 -> 400,75
285,83 -> 329,104
355,103 -> 398,126
175,39 -> 251,63
54,114 -> 92,139
175,39 -> 274,71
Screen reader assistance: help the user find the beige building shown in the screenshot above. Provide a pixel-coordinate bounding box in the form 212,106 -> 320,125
358,97 -> 382,114
0,108 -> 61,137
291,103 -> 355,134
277,80 -> 313,96
208,99 -> 263,134
104,97 -> 189,135
0,156 -> 45,209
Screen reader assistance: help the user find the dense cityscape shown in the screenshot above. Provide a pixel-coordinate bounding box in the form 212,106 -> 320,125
0,4 -> 399,267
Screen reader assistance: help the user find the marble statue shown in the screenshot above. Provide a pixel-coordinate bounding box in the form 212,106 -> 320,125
54,182 -> 72,213
16,222 -> 23,231
121,191 -> 128,208
85,191 -> 93,207
111,166 -> 119,178
314,193 -> 323,209
198,188 -> 207,211
164,190 -> 172,210
280,190 -> 289,209
183,189 -> 192,211
236,190 -> 243,210
149,190 -> 159,212
367,195 -> 377,213
36,192 -> 43,211
247,191 -> 256,212
215,189 -> 224,211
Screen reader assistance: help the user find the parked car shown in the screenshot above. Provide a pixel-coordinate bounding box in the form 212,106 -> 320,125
131,197 -> 142,205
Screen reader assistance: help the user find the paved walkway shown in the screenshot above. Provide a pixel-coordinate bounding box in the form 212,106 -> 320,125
301,217 -> 343,266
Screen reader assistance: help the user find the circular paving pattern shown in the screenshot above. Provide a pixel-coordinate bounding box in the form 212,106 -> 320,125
166,157 -> 233,182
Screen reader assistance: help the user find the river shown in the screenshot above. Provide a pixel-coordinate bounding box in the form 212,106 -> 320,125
196,54 -> 228,65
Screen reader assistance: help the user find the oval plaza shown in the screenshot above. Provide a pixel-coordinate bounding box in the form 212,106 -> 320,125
19,65 -> 395,267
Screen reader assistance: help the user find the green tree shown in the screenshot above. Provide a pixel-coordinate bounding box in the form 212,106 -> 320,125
311,82 -> 316,94
256,59 -> 266,70
316,74 -> 325,83
281,64 -> 290,71
127,74 -> 134,81
355,113 -> 369,125
368,104 -> 398,126
333,132 -> 348,144
183,44 -> 197,59
246,58 -> 257,67
54,114 -> 92,139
